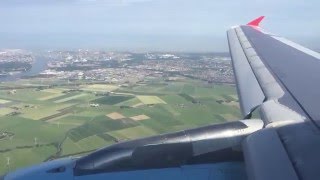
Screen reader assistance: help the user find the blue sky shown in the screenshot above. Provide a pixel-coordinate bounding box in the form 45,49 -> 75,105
0,0 -> 319,51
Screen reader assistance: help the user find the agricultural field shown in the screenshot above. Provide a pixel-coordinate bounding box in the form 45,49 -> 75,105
0,99 -> 11,104
0,108 -> 15,116
92,95 -> 134,105
0,77 -> 240,174
80,84 -> 119,92
137,96 -> 166,105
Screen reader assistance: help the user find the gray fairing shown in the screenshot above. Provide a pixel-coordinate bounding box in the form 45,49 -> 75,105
74,119 -> 263,176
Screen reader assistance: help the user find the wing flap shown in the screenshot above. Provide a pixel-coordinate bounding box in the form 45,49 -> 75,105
243,128 -> 299,180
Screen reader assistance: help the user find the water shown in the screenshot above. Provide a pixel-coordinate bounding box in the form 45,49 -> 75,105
0,56 -> 51,82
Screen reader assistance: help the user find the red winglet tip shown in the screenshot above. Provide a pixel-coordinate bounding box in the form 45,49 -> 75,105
247,16 -> 265,27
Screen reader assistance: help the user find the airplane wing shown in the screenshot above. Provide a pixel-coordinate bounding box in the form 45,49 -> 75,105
228,16 -> 320,180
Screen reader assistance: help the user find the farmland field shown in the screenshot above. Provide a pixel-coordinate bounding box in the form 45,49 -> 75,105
0,99 -> 11,104
0,108 -> 15,116
81,84 -> 119,92
92,95 -> 134,105
137,96 -> 166,105
0,77 -> 240,174
54,94 -> 87,103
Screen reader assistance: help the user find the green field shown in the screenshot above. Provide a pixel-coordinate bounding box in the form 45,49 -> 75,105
68,116 -> 138,142
0,99 -> 11,104
137,96 -> 166,105
0,145 -> 57,173
81,84 -> 119,92
108,126 -> 157,140
0,108 -> 15,116
92,95 -> 134,105
0,78 -> 240,174
19,103 -> 76,120
54,94 -> 87,103
38,93 -> 64,101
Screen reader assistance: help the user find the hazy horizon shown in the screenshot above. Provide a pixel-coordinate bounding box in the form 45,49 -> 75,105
0,0 -> 319,52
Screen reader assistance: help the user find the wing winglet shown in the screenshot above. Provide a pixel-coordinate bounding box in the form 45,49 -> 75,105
247,16 -> 265,27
